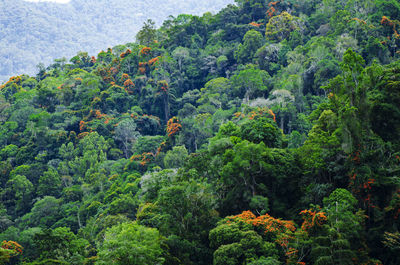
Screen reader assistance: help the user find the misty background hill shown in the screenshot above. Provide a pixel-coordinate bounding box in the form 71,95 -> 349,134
0,0 -> 234,82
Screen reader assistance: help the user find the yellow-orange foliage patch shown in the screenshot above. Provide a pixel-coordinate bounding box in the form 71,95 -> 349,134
166,117 -> 182,137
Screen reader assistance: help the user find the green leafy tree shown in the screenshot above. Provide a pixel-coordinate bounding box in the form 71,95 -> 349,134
58,132 -> 109,182
231,66 -> 271,103
133,135 -> 165,155
197,77 -> 231,112
311,189 -> 368,265
164,145 -> 188,168
265,12 -> 303,42
114,118 -> 141,158
141,180 -> 218,265
20,196 -> 62,229
239,115 -> 282,147
0,205 -> 12,233
154,180 -> 218,241
219,140 -> 268,212
96,222 -> 164,265
33,227 -> 89,264
37,168 -> 62,197
235,29 -> 264,65
136,19 -> 157,46
2,175 -> 34,217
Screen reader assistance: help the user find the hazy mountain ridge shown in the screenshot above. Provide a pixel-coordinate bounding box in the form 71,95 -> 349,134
0,0 -> 234,82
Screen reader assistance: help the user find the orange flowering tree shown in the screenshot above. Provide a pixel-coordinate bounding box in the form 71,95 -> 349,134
225,211 -> 296,239
97,65 -> 115,84
0,75 -> 24,101
381,16 -> 400,39
249,22 -> 263,27
148,56 -> 160,66
79,120 -> 86,132
211,210 -> 316,264
245,107 -> 276,122
130,152 -> 155,167
120,73 -> 130,82
90,56 -> 96,64
120,49 -> 132,59
0,241 -> 23,263
210,211 -> 280,265
123,79 -> 135,94
0,75 -> 22,90
166,116 -> 181,138
140,46 -> 151,56
299,208 -> 327,233
138,62 -> 147,75
229,211 -> 307,264
266,1 -> 279,18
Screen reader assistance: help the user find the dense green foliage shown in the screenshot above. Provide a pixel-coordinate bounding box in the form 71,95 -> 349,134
1,0 -> 400,264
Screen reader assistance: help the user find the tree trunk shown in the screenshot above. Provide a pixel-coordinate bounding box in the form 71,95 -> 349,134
163,94 -> 169,121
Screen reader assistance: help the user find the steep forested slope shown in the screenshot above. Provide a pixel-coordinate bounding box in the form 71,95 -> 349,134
0,0 -> 234,82
1,0 -> 400,264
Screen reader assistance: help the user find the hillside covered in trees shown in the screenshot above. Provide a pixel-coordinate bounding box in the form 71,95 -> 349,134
0,0 -> 234,82
1,0 -> 400,264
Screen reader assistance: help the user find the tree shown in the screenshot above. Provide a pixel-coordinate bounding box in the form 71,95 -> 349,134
231,67 -> 271,103
136,19 -> 157,46
120,53 -> 139,76
197,77 -> 231,112
0,240 -> 23,264
37,168 -> 62,197
2,175 -> 34,217
139,179 -> 218,265
0,205 -> 12,233
235,29 -> 264,65
247,257 -> 281,265
33,227 -> 89,264
370,61 -> 400,142
166,116 -> 182,139
35,86 -> 58,113
265,89 -> 295,132
58,132 -> 109,182
239,115 -> 282,147
114,119 -> 141,158
20,196 -> 62,228
133,135 -> 165,155
311,189 -> 368,265
219,140 -> 268,212
155,180 -> 218,241
172,46 -> 190,73
96,222 -> 164,265
155,80 -> 175,122
171,47 -> 191,94
164,145 -> 188,168
265,12 -> 303,42
210,210 -> 297,265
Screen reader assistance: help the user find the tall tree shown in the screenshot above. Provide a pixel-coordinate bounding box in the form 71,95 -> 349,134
136,19 -> 157,46
96,222 -> 164,265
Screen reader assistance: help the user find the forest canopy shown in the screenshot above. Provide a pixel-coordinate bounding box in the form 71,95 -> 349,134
1,0 -> 400,264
